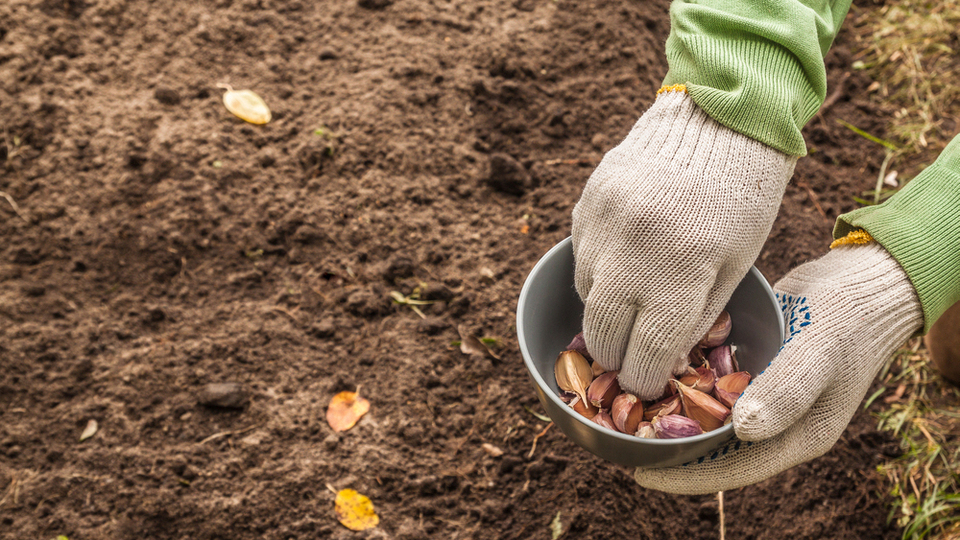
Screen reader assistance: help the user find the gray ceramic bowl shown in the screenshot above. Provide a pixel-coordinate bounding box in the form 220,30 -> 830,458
517,237 -> 784,468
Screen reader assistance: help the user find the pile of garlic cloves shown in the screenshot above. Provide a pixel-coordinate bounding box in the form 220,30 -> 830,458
554,311 -> 751,439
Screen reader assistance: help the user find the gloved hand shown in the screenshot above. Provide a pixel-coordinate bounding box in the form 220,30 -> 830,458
634,242 -> 923,494
572,88 -> 797,399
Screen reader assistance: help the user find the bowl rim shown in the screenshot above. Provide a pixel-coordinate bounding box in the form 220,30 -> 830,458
517,236 -> 784,446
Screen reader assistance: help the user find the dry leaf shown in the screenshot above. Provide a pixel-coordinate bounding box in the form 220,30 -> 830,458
481,443 -> 503,457
335,489 -> 379,531
883,383 -> 907,404
219,85 -> 271,125
326,388 -> 371,432
79,419 -> 98,442
457,325 -> 501,360
550,511 -> 564,539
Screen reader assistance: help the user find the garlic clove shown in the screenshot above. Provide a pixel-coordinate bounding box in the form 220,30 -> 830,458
678,366 -> 700,388
569,395 -> 599,419
713,371 -> 751,408
698,311 -> 732,348
708,345 -> 739,378
643,394 -> 681,421
611,393 -> 644,434
693,366 -> 716,394
652,414 -> 704,439
635,421 -> 657,439
565,332 -> 593,362
587,370 -> 621,409
716,371 -> 750,394
675,381 -> 730,432
555,350 -> 594,403
559,391 -> 578,404
591,410 -> 618,431
591,361 -> 607,377
714,387 -> 738,409
688,346 -> 707,367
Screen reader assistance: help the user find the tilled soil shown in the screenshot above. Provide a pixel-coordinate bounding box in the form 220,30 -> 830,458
1,0 -> 906,538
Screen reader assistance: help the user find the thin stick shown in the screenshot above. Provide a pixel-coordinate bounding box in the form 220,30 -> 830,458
718,491 -> 725,540
527,422 -> 553,459
875,150 -> 895,204
0,191 -> 27,221
198,424 -> 258,445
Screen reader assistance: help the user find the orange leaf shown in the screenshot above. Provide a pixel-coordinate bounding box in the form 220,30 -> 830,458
335,489 -> 379,531
326,388 -> 370,432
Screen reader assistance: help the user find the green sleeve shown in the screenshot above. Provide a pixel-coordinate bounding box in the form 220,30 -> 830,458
834,134 -> 960,333
662,0 -> 852,157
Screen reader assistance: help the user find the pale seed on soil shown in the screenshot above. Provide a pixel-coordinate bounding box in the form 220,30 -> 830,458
219,84 -> 272,125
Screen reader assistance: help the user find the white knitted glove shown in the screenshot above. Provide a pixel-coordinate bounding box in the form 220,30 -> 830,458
572,88 -> 797,399
634,242 -> 924,494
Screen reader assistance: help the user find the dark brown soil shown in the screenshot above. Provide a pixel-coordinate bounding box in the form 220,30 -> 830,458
0,1 -> 907,539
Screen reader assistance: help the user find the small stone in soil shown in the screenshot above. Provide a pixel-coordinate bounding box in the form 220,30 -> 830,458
197,382 -> 248,409
486,153 -> 530,196
417,316 -> 449,335
323,433 -> 339,451
308,317 -> 337,338
358,0 -> 394,9
154,87 -> 181,105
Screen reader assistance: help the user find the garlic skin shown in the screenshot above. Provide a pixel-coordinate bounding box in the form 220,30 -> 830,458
611,393 -> 644,434
587,370 -> 621,409
635,422 -> 657,439
675,382 -> 730,432
652,414 -> 704,439
555,350 -> 594,403
698,311 -> 732,348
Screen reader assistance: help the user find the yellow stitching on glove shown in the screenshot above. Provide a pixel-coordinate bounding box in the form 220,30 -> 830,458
656,84 -> 688,96
830,229 -> 874,249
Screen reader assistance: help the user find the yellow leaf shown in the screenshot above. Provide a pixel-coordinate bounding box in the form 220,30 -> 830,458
335,489 -> 379,531
326,388 -> 371,432
220,85 -> 271,125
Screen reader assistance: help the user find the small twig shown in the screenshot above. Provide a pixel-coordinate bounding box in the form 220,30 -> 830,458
450,424 -> 477,459
718,491 -> 726,540
527,422 -> 553,459
325,483 -> 339,495
269,306 -> 301,326
0,191 -> 27,222
874,150 -> 895,204
541,157 -> 600,167
817,71 -> 851,122
0,476 -> 16,508
795,181 -> 828,221
198,424 -> 258,445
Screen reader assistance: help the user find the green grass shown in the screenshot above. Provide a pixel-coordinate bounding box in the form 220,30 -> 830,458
870,339 -> 960,540
848,5 -> 960,536
851,3 -> 960,168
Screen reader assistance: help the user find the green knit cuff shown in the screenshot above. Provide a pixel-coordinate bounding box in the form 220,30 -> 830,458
834,137 -> 960,332
663,37 -> 821,157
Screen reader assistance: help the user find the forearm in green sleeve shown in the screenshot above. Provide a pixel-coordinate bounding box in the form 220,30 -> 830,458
834,134 -> 960,333
662,0 -> 852,157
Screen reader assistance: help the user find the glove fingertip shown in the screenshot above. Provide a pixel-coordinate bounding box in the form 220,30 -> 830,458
732,394 -> 791,441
